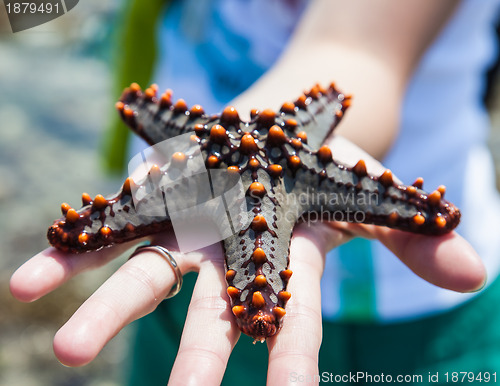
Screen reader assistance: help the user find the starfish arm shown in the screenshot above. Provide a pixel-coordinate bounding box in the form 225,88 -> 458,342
223,171 -> 296,342
291,151 -> 460,234
116,83 -> 218,146
276,83 -> 351,149
47,167 -> 176,253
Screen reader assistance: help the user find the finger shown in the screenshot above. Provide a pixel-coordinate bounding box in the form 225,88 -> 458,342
52,244 -> 212,367
10,240 -> 142,302
324,136 -> 486,292
373,227 -> 486,292
267,222 -> 330,385
168,247 -> 239,386
327,221 -> 486,293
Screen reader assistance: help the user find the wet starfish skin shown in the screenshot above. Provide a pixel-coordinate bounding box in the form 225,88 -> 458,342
47,83 -> 460,341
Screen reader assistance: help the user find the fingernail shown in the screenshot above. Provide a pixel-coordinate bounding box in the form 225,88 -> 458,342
467,275 -> 488,293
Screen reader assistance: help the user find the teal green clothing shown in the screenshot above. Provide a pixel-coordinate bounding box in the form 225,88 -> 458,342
125,274 -> 500,386
336,239 -> 377,321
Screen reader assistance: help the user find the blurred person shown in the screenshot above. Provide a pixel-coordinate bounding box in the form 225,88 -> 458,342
10,0 -> 500,385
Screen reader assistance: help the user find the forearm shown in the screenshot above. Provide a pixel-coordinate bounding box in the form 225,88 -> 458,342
232,43 -> 404,160
232,0 -> 459,160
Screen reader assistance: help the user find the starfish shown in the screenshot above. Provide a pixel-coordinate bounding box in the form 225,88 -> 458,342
47,82 -> 460,341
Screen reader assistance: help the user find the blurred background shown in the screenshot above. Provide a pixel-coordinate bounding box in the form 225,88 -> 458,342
0,1 -> 500,385
0,1 -> 132,385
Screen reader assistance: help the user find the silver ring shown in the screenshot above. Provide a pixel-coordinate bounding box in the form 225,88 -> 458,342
130,245 -> 183,299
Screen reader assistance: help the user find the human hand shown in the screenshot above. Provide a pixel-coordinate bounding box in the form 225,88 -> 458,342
10,136 -> 485,385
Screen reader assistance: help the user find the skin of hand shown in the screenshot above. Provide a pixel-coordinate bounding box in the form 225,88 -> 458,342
9,0 -> 486,385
